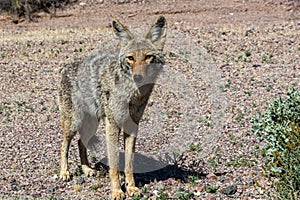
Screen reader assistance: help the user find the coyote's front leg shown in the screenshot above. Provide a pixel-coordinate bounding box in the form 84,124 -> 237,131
78,139 -> 95,177
105,117 -> 125,200
124,133 -> 140,197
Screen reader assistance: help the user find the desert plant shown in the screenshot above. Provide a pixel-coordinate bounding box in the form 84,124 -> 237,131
0,0 -> 12,12
252,87 -> 300,200
0,0 -> 76,21
156,188 -> 169,200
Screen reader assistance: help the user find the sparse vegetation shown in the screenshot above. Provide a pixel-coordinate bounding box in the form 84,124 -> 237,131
91,184 -> 101,190
207,156 -> 217,171
204,184 -> 218,193
252,87 -> 300,200
0,0 -> 76,21
156,188 -> 169,200
245,50 -> 251,57
177,190 -> 194,200
189,142 -> 202,152
131,195 -> 143,200
262,53 -> 274,64
187,175 -> 198,187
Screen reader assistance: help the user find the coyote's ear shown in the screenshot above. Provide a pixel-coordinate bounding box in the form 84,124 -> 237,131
146,16 -> 167,51
112,19 -> 133,47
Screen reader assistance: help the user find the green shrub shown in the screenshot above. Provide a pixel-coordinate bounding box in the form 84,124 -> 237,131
0,0 -> 13,12
252,87 -> 300,200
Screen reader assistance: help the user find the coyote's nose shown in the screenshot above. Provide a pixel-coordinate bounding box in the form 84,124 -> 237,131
133,74 -> 143,83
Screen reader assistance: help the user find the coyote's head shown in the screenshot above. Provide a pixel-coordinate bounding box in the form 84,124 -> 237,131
112,16 -> 167,85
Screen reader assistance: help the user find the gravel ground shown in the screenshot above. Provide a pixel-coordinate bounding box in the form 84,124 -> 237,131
0,0 -> 299,199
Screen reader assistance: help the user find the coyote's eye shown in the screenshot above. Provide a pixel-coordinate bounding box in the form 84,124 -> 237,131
145,54 -> 153,61
126,56 -> 135,61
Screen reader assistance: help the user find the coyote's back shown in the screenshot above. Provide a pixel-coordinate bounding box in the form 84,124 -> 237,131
58,16 -> 167,200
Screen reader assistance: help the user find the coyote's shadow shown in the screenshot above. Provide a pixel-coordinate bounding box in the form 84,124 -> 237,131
95,152 -> 207,186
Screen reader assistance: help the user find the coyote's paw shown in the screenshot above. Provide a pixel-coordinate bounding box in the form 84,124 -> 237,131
82,165 -> 95,177
59,170 -> 71,181
112,189 -> 125,200
127,186 -> 140,197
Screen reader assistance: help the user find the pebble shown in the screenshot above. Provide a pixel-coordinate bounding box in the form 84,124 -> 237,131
194,190 -> 201,196
77,176 -> 85,184
206,193 -> 217,200
11,19 -> 18,24
207,173 -> 218,181
50,174 -> 58,182
221,185 -> 237,195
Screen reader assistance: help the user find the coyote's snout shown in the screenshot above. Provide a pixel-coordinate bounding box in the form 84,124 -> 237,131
58,16 -> 167,199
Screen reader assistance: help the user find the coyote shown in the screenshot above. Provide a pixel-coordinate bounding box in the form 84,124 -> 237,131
58,16 -> 167,199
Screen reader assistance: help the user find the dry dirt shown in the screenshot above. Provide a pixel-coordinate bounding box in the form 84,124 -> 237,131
0,0 -> 299,199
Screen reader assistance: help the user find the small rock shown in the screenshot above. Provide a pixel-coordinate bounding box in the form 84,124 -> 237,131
206,193 -> 217,200
245,25 -> 255,35
207,173 -> 218,181
114,0 -> 130,3
12,19 -> 19,24
221,185 -> 237,195
48,187 -> 56,193
219,176 -> 226,183
249,179 -> 255,185
233,177 -> 243,184
194,190 -> 201,196
166,178 -> 176,184
50,174 -> 58,182
252,64 -> 261,68
248,25 -> 255,32
197,185 -> 204,192
10,178 -> 17,184
77,176 -> 85,184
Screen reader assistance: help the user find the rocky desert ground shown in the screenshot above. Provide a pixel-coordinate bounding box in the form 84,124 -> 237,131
0,0 -> 299,199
